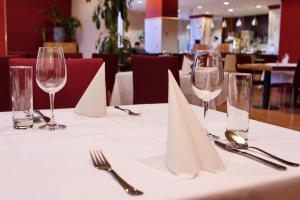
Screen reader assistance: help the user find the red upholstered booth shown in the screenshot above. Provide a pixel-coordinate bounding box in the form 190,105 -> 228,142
132,55 -> 180,104
0,55 -> 22,111
8,58 -> 104,110
9,52 -> 83,59
92,53 -> 119,94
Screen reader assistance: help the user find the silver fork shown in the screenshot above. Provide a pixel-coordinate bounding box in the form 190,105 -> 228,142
114,106 -> 142,116
89,150 -> 143,195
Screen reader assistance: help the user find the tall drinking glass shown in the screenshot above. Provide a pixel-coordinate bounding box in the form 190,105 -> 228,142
36,47 -> 67,130
191,50 -> 224,138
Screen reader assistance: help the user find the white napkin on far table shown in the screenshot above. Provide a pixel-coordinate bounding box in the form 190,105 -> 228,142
74,63 -> 107,117
181,55 -> 193,74
166,70 -> 225,177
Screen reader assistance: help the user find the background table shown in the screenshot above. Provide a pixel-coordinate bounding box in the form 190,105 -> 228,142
0,104 -> 300,200
110,71 -> 229,108
238,63 -> 297,109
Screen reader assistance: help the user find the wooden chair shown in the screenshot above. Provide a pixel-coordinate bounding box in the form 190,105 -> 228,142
132,55 -> 180,104
224,54 -> 237,72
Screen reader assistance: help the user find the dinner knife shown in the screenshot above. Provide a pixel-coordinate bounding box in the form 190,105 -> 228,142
214,141 -> 287,171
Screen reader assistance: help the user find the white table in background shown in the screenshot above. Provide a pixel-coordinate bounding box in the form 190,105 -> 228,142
0,104 -> 300,200
110,71 -> 229,108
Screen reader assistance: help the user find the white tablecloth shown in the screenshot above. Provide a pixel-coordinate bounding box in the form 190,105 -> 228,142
0,104 -> 300,200
110,71 -> 229,108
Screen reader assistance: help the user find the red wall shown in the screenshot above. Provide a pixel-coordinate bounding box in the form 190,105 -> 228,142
0,0 -> 6,56
6,0 -> 71,53
279,0 -> 300,62
146,0 -> 178,19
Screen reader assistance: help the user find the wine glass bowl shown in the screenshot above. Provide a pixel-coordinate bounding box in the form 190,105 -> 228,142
36,47 -> 67,130
191,50 -> 224,135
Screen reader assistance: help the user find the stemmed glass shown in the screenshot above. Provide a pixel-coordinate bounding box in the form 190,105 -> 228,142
191,50 -> 224,139
36,47 -> 67,130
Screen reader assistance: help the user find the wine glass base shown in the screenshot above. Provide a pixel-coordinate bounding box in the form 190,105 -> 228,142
39,123 -> 66,131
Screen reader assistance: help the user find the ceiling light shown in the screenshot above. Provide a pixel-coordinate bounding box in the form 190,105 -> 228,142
197,6 -> 203,9
228,8 -> 234,12
206,11 -> 210,15
224,1 -> 229,5
137,0 -> 143,4
236,18 -> 242,27
222,19 -> 227,28
256,5 -> 262,8
251,17 -> 257,26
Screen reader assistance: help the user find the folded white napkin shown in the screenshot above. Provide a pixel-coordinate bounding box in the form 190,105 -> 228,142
166,70 -> 225,177
74,63 -> 107,117
281,53 -> 289,64
181,55 -> 193,74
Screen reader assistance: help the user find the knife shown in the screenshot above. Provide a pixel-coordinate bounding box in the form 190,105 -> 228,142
214,141 -> 287,171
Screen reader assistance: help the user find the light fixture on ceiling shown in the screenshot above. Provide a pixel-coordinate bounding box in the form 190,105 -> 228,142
256,5 -> 262,8
197,5 -> 203,9
224,1 -> 229,5
206,11 -> 210,15
251,17 -> 257,26
236,18 -> 242,27
222,19 -> 227,28
228,8 -> 234,12
137,0 -> 143,4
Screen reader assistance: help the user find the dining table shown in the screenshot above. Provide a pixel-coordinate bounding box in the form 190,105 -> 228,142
110,71 -> 229,108
238,63 -> 297,109
1,104 -> 300,200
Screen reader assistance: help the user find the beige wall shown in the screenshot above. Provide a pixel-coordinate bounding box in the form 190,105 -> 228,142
126,11 -> 145,46
72,0 -> 107,58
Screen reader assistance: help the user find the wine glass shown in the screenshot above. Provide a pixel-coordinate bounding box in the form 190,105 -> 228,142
36,47 -> 67,130
191,50 -> 224,139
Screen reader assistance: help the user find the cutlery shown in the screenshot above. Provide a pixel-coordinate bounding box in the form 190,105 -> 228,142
89,150 -> 143,195
225,130 -> 299,167
33,110 -> 51,123
214,140 -> 287,171
114,106 -> 141,116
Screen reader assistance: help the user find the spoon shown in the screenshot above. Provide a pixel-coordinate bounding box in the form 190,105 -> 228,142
225,130 -> 299,167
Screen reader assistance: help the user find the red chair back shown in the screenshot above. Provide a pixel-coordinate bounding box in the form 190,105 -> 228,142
9,58 -> 104,109
0,57 -> 12,111
92,53 -> 119,93
64,53 -> 83,58
132,55 -> 180,104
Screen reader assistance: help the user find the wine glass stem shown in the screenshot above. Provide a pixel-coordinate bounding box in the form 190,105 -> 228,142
49,92 -> 56,125
203,101 -> 209,132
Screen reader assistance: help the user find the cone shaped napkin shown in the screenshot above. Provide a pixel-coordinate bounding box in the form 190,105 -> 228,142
166,71 -> 225,176
74,63 -> 106,117
181,55 -> 192,74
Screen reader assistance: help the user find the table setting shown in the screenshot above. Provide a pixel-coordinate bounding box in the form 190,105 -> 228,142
1,48 -> 300,200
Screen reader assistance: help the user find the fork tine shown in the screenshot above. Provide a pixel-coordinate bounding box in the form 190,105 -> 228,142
90,151 -> 97,167
95,150 -> 105,165
93,150 -> 103,165
100,151 -> 111,167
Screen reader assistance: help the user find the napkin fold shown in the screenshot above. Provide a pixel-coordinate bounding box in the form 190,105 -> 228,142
74,63 -> 106,117
181,55 -> 193,74
281,53 -> 289,64
166,70 -> 225,177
